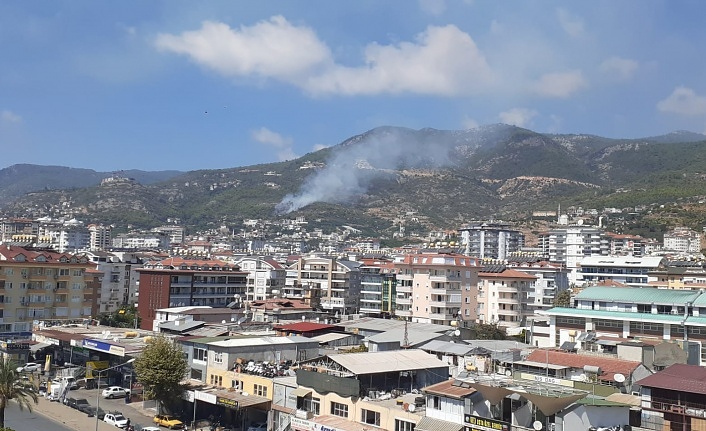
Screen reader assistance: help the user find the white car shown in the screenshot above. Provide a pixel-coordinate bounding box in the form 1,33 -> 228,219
102,386 -> 130,399
16,362 -> 41,373
139,428 -> 161,431
104,412 -> 129,428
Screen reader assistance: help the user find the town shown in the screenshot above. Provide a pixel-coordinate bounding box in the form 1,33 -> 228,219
0,210 -> 704,431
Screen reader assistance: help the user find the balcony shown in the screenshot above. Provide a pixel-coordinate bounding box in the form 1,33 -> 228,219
396,285 -> 412,293
430,300 -> 460,308
429,313 -> 455,321
320,298 -> 346,309
396,297 -> 412,305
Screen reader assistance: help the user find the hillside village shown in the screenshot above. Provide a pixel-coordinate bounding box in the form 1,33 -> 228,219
1,204 -> 706,431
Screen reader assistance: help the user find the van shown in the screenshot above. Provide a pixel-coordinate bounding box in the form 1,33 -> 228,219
53,376 -> 78,390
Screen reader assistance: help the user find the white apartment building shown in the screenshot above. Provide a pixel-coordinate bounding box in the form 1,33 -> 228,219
476,265 -> 536,329
539,225 -> 608,284
395,252 -> 480,326
664,227 -> 702,254
88,224 -> 112,251
459,221 -> 524,260
82,251 -> 143,314
235,256 -> 287,302
578,255 -> 666,288
506,257 -> 570,312
285,256 -> 362,315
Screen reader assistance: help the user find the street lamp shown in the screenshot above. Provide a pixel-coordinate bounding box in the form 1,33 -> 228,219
95,358 -> 135,431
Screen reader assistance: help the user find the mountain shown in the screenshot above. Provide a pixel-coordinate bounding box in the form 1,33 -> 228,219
2,125 -> 706,237
0,164 -> 183,203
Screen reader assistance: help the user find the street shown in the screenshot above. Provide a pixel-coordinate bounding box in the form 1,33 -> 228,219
5,402 -> 77,431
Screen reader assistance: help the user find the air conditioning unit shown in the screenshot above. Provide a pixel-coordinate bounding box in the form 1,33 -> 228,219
295,410 -> 313,419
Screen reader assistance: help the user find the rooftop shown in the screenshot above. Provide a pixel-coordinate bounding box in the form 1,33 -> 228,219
526,349 -> 642,383
423,378 -> 476,399
326,349 -> 449,375
636,364 -> 706,395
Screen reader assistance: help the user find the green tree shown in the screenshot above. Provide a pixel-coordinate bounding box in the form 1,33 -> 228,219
99,305 -> 140,328
0,359 -> 38,428
468,323 -> 507,340
133,336 -> 188,412
554,289 -> 572,308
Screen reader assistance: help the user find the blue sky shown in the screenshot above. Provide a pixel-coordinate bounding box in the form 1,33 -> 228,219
1,1 -> 706,172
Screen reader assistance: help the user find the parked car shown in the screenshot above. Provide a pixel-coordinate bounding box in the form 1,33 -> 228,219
84,405 -> 107,420
136,427 -> 161,431
53,376 -> 78,390
16,362 -> 41,373
153,414 -> 186,430
246,423 -> 267,431
65,397 -> 90,411
104,412 -> 129,428
102,386 -> 130,399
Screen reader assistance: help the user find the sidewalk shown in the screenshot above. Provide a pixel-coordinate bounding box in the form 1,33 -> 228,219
33,396 -> 134,431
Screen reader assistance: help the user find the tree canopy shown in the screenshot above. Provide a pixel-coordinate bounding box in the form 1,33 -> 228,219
554,289 -> 572,308
133,336 -> 188,411
0,359 -> 38,428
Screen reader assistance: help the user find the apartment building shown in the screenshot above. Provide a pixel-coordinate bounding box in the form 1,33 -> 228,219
538,225 -> 608,284
458,221 -> 524,260
578,256 -> 665,288
475,264 -> 535,329
357,258 -> 397,317
649,261 -> 706,289
136,257 -> 248,330
664,226 -> 702,254
234,256 -> 286,302
82,251 -> 143,314
284,256 -> 362,315
0,218 -> 39,243
395,252 -> 479,326
87,224 -> 112,251
0,245 -> 97,335
543,286 -> 706,365
604,232 -> 646,256
506,256 -> 570,313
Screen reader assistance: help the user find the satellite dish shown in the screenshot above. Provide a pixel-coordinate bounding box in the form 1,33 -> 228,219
454,329 -> 461,337
533,420 -> 543,430
614,373 -> 626,383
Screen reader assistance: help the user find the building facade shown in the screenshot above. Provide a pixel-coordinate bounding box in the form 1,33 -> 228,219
459,221 -> 525,260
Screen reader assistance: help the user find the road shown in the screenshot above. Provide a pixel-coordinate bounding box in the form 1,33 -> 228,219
5,402 -> 75,431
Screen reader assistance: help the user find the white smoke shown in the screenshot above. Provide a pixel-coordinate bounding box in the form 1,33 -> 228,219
275,127 -> 457,214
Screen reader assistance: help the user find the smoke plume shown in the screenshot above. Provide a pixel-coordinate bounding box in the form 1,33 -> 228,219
275,127 -> 457,214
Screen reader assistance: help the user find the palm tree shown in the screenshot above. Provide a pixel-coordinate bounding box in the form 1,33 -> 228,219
0,358 -> 38,428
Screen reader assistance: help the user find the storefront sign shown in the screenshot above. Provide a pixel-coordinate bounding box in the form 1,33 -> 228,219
195,390 -> 217,404
464,414 -> 511,431
1,342 -> 30,350
519,372 -> 574,387
216,396 -> 239,409
82,339 -> 125,356
290,417 -> 313,431
313,424 -> 343,431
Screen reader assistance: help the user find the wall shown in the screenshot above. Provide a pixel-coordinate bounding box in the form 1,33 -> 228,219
558,404 -> 629,431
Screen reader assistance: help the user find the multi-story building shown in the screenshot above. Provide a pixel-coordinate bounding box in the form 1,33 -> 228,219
638,364 -> 706,431
604,232 -> 646,256
459,221 -> 524,260
0,218 -> 39,243
475,264 -> 535,329
506,256 -> 570,312
649,260 -> 706,290
578,256 -> 665,288
395,252 -> 479,326
284,256 -> 362,315
82,251 -> 143,314
357,257 -> 397,317
538,225 -> 607,284
87,224 -> 112,251
664,226 -> 702,254
136,257 -> 248,330
234,256 -> 286,302
39,219 -> 91,252
0,245 -> 97,335
543,286 -> 706,365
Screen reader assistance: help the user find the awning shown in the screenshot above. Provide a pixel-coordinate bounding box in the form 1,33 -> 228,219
415,416 -> 462,431
292,387 -> 312,398
30,342 -> 50,352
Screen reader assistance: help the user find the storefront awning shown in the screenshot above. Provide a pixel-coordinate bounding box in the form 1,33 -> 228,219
415,417 -> 462,431
292,387 -> 312,398
30,342 -> 50,352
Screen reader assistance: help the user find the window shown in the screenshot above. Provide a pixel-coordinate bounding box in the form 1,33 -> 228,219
209,374 -> 222,386
194,348 -> 207,362
190,369 -> 203,380
213,352 -> 223,364
254,384 -> 268,397
231,380 -> 242,389
361,409 -> 380,426
433,395 -> 440,409
303,397 -> 320,415
331,401 -> 348,418
395,419 -> 416,431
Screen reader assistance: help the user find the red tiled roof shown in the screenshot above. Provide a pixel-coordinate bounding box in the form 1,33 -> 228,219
636,364 -> 706,395
595,279 -> 628,287
273,322 -> 335,332
526,349 -> 641,382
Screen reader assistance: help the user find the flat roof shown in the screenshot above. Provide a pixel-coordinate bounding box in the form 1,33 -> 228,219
575,286 -> 700,304
327,349 -> 449,375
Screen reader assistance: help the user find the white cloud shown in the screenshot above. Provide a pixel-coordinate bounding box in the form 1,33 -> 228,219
155,17 -> 332,83
657,86 -> 706,116
251,127 -> 297,161
556,8 -> 584,37
419,0 -> 446,16
1,110 -> 22,124
304,24 -> 494,96
499,108 -> 538,128
600,56 -> 638,80
156,18 -> 493,97
532,70 -> 587,98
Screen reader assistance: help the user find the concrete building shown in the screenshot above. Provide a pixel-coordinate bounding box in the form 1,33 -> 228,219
475,264 -> 536,329
136,257 -> 247,330
234,256 -> 287,302
87,224 -> 112,251
82,250 -> 143,314
538,225 -> 607,284
395,252 -> 480,326
578,255 -> 666,288
459,221 -> 524,260
0,218 -> 39,243
506,257 -> 570,313
285,256 -> 362,315
664,226 -> 702,254
0,245 -> 97,336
